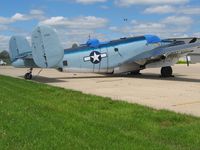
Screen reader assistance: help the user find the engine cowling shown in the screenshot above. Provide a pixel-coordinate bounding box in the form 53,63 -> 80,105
31,25 -> 64,68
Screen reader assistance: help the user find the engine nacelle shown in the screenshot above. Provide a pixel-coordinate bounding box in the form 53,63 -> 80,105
31,25 -> 64,68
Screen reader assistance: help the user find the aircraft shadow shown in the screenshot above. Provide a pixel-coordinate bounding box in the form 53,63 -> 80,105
40,73 -> 200,84
130,73 -> 200,83
19,75 -> 67,83
19,73 -> 200,84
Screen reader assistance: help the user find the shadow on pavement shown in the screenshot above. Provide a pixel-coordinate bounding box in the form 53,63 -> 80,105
25,73 -> 200,84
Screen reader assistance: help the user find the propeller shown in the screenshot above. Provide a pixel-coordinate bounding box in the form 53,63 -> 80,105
186,38 -> 197,66
186,55 -> 190,67
189,38 -> 197,43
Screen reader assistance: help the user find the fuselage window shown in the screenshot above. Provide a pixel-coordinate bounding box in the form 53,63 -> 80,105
63,60 -> 68,66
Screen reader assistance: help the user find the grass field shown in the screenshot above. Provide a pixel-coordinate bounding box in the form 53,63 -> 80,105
0,75 -> 200,150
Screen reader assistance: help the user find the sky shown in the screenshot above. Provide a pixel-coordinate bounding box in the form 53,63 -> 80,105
0,0 -> 200,51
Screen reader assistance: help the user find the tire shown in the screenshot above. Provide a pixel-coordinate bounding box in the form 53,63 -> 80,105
161,66 -> 173,77
24,73 -> 32,80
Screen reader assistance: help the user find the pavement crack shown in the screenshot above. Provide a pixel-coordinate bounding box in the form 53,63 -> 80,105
172,101 -> 200,107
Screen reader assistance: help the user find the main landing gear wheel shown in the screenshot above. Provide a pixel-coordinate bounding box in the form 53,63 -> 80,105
161,66 -> 173,77
24,68 -> 33,80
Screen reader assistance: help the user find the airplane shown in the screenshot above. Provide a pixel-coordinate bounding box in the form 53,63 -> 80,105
9,25 -> 200,80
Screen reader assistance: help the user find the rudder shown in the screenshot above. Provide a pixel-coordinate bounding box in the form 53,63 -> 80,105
31,25 -> 64,68
9,36 -> 31,62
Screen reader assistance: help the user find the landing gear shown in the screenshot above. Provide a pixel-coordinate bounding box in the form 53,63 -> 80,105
57,67 -> 63,72
129,70 -> 141,75
24,68 -> 33,80
161,66 -> 173,77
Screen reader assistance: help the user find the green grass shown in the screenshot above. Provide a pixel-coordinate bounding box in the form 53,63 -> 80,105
176,60 -> 187,64
0,75 -> 200,150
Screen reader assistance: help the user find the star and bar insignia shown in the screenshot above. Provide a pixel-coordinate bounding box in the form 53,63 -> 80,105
84,51 -> 107,64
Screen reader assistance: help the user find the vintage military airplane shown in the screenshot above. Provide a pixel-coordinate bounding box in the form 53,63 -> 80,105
9,25 -> 200,79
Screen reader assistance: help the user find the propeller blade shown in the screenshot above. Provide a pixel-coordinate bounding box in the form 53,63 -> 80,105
186,56 -> 190,67
189,38 -> 197,43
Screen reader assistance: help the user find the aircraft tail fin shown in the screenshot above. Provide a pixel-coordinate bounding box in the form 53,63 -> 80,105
31,25 -> 64,68
9,36 -> 31,62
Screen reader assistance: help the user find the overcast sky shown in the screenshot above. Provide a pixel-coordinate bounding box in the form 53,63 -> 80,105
0,0 -> 200,51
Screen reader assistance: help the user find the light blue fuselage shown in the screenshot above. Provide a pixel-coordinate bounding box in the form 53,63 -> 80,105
63,36 -> 159,73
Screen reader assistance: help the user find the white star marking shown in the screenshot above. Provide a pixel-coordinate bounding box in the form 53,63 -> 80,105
83,52 -> 107,63
91,52 -> 100,63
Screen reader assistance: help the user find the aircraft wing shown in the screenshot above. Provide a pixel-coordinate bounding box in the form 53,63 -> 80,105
11,51 -> 38,68
131,42 -> 200,65
13,51 -> 32,60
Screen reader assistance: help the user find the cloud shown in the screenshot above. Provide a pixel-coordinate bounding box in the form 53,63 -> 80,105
30,9 -> 44,15
0,13 -> 29,24
29,9 -> 45,20
115,0 -> 189,7
0,9 -> 45,25
40,16 -> 108,29
0,9 -> 108,50
162,15 -> 193,25
74,0 -> 107,4
40,15 -> 108,48
11,13 -> 29,21
109,15 -> 194,38
179,6 -> 200,15
0,25 -> 9,31
0,17 -> 10,24
0,9 -> 45,51
144,5 -> 175,14
144,5 -> 200,15
0,35 -> 10,51
193,32 -> 200,37
58,29 -> 107,48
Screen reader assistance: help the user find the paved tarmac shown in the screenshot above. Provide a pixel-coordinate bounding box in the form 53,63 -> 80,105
1,64 -> 200,117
